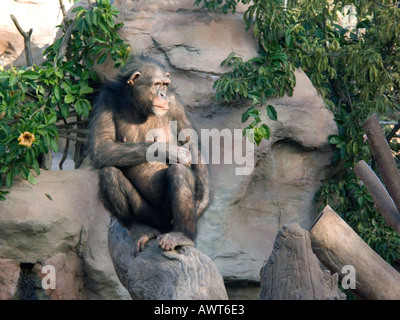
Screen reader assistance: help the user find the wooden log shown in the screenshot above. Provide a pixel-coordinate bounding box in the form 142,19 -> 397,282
354,160 -> 400,234
309,205 -> 400,300
259,223 -> 345,300
363,113 -> 400,214
108,218 -> 228,300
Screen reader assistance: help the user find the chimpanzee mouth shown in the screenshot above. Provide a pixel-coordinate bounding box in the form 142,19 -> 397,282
154,104 -> 169,110
154,96 -> 169,110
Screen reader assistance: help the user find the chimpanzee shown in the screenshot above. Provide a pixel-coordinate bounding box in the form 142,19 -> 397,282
87,56 -> 210,255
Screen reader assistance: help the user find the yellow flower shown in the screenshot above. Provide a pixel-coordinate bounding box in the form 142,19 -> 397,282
18,132 -> 36,148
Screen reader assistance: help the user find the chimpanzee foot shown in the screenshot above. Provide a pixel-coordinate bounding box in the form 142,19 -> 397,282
157,232 -> 194,251
128,226 -> 161,256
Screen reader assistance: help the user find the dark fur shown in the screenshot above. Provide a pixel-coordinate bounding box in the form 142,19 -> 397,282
87,56 -> 210,254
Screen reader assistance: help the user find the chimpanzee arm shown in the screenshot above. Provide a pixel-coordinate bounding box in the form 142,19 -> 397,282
88,107 -> 163,168
173,96 -> 210,218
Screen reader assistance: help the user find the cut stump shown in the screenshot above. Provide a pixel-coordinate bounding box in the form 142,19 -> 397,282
259,223 -> 345,300
108,218 -> 228,300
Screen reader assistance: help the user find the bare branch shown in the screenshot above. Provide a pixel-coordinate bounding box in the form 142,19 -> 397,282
58,133 -> 86,143
57,20 -> 77,60
372,0 -> 400,8
59,0 -> 68,20
386,120 -> 400,143
10,14 -> 33,66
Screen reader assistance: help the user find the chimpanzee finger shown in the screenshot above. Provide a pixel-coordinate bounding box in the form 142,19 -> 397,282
177,147 -> 191,167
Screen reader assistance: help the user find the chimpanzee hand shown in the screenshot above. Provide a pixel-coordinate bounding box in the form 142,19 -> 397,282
168,145 -> 191,167
177,146 -> 192,166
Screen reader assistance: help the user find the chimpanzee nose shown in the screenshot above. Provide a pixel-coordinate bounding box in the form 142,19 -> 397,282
159,91 -> 165,98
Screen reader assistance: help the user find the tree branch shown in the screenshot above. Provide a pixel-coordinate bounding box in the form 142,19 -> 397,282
354,160 -> 400,234
363,113 -> 400,215
372,0 -> 400,8
57,20 -> 77,60
59,0 -> 68,20
386,120 -> 400,143
10,14 -> 33,66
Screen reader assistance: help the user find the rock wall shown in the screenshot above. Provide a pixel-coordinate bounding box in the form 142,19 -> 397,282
0,0 -> 338,299
0,169 -> 130,300
109,0 -> 338,297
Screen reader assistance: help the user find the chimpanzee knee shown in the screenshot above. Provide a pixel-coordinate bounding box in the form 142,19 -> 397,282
166,163 -> 196,188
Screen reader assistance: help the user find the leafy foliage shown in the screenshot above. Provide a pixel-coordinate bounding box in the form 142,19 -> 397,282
194,0 -> 400,265
0,0 -> 129,200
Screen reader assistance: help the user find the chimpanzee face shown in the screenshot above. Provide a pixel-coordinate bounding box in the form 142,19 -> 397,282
127,64 -> 171,117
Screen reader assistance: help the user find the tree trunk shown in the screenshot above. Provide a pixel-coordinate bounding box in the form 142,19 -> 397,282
259,223 -> 345,300
363,113 -> 400,214
354,160 -> 400,234
309,205 -> 400,300
108,218 -> 228,300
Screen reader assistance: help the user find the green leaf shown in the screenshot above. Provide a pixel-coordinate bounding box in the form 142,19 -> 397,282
27,172 -> 38,186
60,104 -> 70,119
79,86 -> 93,95
50,139 -> 58,153
47,113 -> 57,125
71,6 -> 85,13
45,68 -> 54,78
54,70 -> 63,78
6,171 -> 13,188
43,133 -> 51,146
25,149 -> 32,164
23,70 -> 40,80
21,166 -> 30,179
259,124 -> 271,140
32,160 -> 40,175
97,53 -> 108,65
328,135 -> 342,145
0,191 -> 9,201
0,165 -> 9,174
9,74 -> 18,86
53,85 -> 61,102
242,111 -> 250,123
62,81 -> 71,93
266,105 -> 277,121
246,106 -> 260,118
64,93 -> 75,104
75,99 -> 91,116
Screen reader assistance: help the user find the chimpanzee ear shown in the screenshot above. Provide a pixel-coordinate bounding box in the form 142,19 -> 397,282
127,72 -> 141,86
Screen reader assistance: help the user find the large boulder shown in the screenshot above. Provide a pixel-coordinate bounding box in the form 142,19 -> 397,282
0,169 -> 129,300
